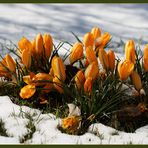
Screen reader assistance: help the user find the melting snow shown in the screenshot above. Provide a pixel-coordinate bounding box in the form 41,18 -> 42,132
0,96 -> 147,144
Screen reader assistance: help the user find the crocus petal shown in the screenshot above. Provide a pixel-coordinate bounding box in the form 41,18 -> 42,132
35,34 -> 44,55
107,49 -> 115,72
5,54 -> 16,73
143,44 -> 148,72
0,57 -> 7,67
85,61 -> 99,80
131,71 -> 142,91
52,56 -> 66,81
75,70 -> 85,90
98,48 -> 109,71
0,65 -> 7,72
43,33 -> 53,59
62,116 -> 81,134
69,42 -> 83,64
31,39 -> 36,56
125,40 -> 136,64
96,32 -> 111,50
20,84 -> 36,99
18,37 -> 33,52
23,75 -> 32,84
83,32 -> 95,48
91,27 -> 101,40
118,60 -> 134,81
22,48 -> 32,69
84,77 -> 93,93
86,46 -> 98,64
32,73 -> 53,86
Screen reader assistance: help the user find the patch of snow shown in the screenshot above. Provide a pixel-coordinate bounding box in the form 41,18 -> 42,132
0,136 -> 19,144
0,96 -> 148,144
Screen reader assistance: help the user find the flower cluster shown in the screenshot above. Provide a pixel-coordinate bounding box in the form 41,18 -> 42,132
0,27 -> 148,134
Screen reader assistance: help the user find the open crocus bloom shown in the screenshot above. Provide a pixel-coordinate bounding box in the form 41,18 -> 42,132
95,32 -> 111,52
118,60 -> 134,81
20,73 -> 53,99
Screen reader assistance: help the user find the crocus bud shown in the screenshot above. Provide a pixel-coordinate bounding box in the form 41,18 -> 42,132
125,40 -> 136,64
91,27 -> 101,40
43,33 -> 53,59
143,44 -> 148,72
86,46 -> 98,64
75,70 -> 85,90
22,49 -> 32,69
52,56 -> 66,81
84,77 -> 93,93
83,32 -> 94,48
5,54 -> 16,73
35,34 -> 44,55
107,49 -> 115,72
131,71 -> 142,91
69,42 -> 83,64
85,61 -> 99,80
18,37 -> 33,52
20,84 -> 36,99
118,60 -> 134,81
98,48 -> 109,71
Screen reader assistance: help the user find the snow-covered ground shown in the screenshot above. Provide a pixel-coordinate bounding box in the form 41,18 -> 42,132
0,4 -> 148,144
0,96 -> 148,144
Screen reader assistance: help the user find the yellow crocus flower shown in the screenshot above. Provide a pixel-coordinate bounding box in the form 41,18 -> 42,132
75,70 -> 85,90
85,61 -> 99,80
118,60 -> 134,81
52,56 -> 66,82
131,71 -> 142,91
83,32 -> 94,48
125,40 -> 136,64
69,42 -> 83,64
91,27 -> 101,40
107,49 -> 115,72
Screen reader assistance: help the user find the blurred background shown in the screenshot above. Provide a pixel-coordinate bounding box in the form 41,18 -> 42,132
0,4 -> 148,54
